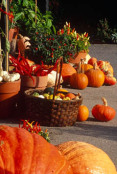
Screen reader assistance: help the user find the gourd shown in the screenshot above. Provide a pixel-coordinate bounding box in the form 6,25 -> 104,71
77,105 -> 89,121
85,63 -> 105,87
47,70 -> 63,87
65,93 -> 76,100
70,62 -> 88,89
92,97 -> 116,121
61,63 -> 76,83
57,141 -> 117,174
44,87 -> 54,94
0,125 -> 73,174
97,60 -> 114,75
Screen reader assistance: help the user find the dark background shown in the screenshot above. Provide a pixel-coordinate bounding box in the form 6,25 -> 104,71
38,1 -> 117,36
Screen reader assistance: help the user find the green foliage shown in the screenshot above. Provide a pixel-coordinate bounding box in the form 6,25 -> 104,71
9,0 -> 55,36
97,18 -> 117,43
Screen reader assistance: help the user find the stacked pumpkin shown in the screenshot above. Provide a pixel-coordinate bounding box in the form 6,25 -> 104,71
61,58 -> 116,89
0,125 -> 116,174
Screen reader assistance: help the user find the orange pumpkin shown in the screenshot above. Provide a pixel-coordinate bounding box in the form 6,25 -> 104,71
92,97 -> 116,121
70,62 -> 88,89
77,105 -> 89,121
0,125 -> 73,174
61,63 -> 76,83
57,141 -> 117,174
85,63 -> 105,87
88,57 -> 97,66
81,63 -> 93,73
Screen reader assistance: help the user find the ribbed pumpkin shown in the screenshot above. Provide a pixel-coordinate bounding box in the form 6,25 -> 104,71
70,62 -> 88,89
0,125 -> 72,174
85,63 -> 105,87
92,97 -> 116,121
61,63 -> 76,83
57,141 -> 117,174
81,63 -> 93,73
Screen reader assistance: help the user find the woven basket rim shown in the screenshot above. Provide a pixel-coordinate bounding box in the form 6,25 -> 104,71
24,88 -> 83,103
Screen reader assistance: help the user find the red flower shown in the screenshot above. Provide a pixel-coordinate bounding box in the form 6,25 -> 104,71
35,47 -> 38,50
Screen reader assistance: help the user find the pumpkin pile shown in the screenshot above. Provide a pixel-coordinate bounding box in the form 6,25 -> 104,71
61,57 -> 116,88
0,125 -> 116,174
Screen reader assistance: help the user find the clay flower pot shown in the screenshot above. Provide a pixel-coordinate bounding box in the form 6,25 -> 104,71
21,75 -> 48,90
69,51 -> 88,64
0,79 -> 21,118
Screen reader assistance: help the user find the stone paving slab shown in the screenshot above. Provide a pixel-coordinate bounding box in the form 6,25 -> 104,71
0,44 -> 117,168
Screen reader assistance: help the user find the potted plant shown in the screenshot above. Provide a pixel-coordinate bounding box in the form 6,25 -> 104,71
25,22 -> 90,65
25,25 -> 76,65
57,22 -> 91,64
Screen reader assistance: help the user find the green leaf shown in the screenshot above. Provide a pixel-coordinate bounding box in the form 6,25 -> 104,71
14,12 -> 24,21
46,19 -> 52,28
23,0 -> 29,7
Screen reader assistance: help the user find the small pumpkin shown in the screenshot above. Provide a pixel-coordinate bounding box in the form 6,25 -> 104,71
0,125 -> 73,174
85,63 -> 105,87
57,141 -> 117,174
70,62 -> 88,90
61,63 -> 76,84
88,57 -> 97,66
92,97 -> 116,121
77,105 -> 89,121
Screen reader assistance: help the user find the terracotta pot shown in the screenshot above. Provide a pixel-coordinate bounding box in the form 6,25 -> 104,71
21,75 -> 48,89
0,79 -> 21,118
69,51 -> 88,64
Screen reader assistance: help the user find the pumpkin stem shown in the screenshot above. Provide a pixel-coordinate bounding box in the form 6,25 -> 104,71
93,62 -> 98,70
77,61 -> 81,73
102,97 -> 108,106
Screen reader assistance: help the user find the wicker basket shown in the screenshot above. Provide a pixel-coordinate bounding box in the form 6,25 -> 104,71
24,58 -> 83,127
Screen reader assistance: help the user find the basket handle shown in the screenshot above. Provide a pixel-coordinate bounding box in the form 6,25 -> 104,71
53,57 -> 63,100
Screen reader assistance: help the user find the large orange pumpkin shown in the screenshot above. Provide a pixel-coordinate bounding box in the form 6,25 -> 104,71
57,141 -> 117,174
61,63 -> 76,83
85,63 -> 105,87
0,125 -> 72,174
